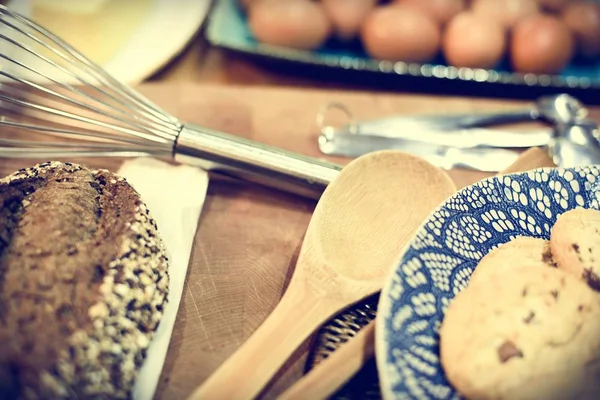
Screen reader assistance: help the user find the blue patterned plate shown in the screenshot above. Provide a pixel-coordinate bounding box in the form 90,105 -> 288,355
375,165 -> 600,399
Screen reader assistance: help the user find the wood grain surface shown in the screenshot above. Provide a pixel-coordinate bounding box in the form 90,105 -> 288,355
1,83 -> 598,399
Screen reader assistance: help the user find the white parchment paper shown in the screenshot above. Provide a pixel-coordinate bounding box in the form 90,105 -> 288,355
115,158 -> 209,400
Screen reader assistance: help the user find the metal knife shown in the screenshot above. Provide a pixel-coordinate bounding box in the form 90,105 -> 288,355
333,118 -> 552,149
318,130 -> 520,172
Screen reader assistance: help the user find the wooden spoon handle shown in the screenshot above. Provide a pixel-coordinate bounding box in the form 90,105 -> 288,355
277,147 -> 557,400
279,320 -> 376,400
186,284 -> 334,400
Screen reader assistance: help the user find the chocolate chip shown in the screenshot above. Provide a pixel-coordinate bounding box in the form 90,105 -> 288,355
583,269 -> 600,292
498,340 -> 524,363
551,290 -> 559,300
542,251 -> 554,265
523,312 -> 535,324
572,243 -> 580,253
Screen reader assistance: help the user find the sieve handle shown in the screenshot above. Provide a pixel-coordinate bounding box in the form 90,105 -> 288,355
173,125 -> 342,200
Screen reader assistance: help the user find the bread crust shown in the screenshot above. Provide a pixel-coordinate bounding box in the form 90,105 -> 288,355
0,161 -> 169,399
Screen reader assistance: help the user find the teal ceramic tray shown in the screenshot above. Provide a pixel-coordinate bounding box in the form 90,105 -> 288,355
205,0 -> 600,103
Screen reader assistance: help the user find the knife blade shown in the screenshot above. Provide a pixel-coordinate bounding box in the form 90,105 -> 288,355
318,131 -> 521,172
335,117 -> 552,149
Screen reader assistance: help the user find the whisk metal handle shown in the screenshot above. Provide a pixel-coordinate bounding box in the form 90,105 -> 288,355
174,125 -> 342,200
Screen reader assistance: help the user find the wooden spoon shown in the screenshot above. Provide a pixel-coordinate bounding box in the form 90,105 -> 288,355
497,147 -> 557,176
187,150 -> 457,400
277,147 -> 557,400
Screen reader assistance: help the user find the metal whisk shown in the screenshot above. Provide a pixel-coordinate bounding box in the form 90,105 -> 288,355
0,5 -> 341,199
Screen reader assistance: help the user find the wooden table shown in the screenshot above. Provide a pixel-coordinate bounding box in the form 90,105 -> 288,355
140,82 -> 597,400
2,35 -> 599,400
143,39 -> 600,399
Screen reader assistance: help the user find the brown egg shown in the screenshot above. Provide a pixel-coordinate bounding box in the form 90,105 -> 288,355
442,11 -> 506,69
322,0 -> 378,41
394,0 -> 467,26
537,0 -> 579,12
471,0 -> 539,29
361,5 -> 441,62
562,2 -> 600,57
511,14 -> 575,74
248,0 -> 332,50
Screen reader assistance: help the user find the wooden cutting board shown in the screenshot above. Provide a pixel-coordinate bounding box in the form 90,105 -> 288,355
0,83 -> 595,399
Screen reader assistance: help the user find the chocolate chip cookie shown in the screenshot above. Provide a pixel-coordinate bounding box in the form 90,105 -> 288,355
469,236 -> 554,286
551,208 -> 600,291
440,266 -> 600,400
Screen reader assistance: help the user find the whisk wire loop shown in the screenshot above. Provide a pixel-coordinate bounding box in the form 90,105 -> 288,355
0,71 -> 174,145
0,5 -> 180,130
0,4 -> 186,157
0,90 -> 175,146
0,48 -> 178,141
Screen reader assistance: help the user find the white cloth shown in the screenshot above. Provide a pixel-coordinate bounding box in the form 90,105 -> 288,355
115,158 -> 209,400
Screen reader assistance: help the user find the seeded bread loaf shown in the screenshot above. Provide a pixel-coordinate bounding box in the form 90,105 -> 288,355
0,161 -> 169,399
